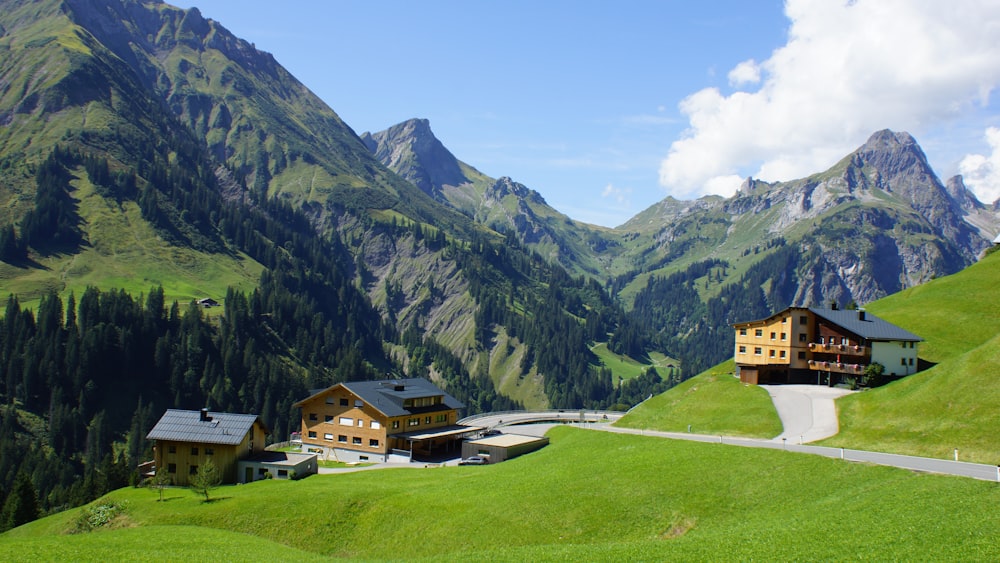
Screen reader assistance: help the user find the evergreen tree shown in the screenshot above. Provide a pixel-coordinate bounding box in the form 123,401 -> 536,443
1,472 -> 41,531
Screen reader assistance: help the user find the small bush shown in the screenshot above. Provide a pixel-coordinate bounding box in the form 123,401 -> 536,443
72,500 -> 130,533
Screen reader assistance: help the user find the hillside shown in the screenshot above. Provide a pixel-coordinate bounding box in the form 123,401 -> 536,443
622,250 -> 1000,464
1,426 -> 998,560
821,249 -> 1000,462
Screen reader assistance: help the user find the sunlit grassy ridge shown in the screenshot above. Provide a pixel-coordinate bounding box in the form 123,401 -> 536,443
615,359 -> 783,438
2,426 -> 998,561
823,251 -> 1000,462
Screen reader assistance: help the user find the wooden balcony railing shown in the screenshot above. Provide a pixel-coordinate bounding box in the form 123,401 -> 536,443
807,343 -> 867,356
808,360 -> 865,374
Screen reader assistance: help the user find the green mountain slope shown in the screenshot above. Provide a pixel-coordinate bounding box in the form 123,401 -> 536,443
2,427 -> 998,560
822,250 -> 1000,462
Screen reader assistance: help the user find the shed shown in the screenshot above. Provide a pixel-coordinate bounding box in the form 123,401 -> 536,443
461,433 -> 549,463
237,451 -> 317,483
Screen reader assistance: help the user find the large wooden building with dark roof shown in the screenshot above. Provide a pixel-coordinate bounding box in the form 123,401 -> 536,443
294,378 -> 482,463
146,408 -> 268,485
733,307 -> 923,385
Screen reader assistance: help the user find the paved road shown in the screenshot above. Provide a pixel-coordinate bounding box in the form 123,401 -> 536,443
589,423 -> 1000,482
760,384 -> 855,443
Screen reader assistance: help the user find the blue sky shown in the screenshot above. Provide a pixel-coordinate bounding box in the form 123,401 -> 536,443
178,1 -> 1000,227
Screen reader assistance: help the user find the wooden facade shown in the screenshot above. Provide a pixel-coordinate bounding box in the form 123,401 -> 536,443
733,307 -> 921,385
147,409 -> 268,486
294,378 -> 477,463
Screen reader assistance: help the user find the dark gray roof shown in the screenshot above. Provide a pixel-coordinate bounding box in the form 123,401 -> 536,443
146,409 -> 266,445
809,308 -> 923,342
295,377 -> 464,418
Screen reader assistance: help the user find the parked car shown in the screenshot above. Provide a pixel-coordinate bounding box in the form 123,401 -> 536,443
458,455 -> 489,465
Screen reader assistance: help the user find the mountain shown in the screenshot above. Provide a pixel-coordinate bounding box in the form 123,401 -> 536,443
362,118 -> 617,277
0,0 -> 648,425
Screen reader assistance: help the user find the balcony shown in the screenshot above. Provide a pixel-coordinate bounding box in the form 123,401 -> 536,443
808,360 -> 865,374
807,342 -> 867,356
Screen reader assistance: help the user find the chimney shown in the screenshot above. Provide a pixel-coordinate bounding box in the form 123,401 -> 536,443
858,309 -> 866,321
200,408 -> 211,422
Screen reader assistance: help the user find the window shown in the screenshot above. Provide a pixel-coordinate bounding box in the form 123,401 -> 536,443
799,316 -> 807,324
799,333 -> 807,342
755,329 -> 763,337
277,469 -> 288,477
189,465 -> 198,475
408,418 -> 420,427
909,342 -> 915,349
325,415 -> 334,423
324,433 -> 333,441
909,358 -> 914,365
901,358 -> 907,366
425,416 -> 432,424
338,435 -> 347,443
258,468 -> 267,476
900,342 -> 906,348
205,448 -> 214,456
309,413 -> 317,421
781,317 -> 788,324
339,417 -> 353,426
352,437 -> 362,445
435,414 -> 447,423
769,349 -> 776,357
392,421 -> 400,429
841,337 -> 848,345
340,398 -> 349,406
738,345 -> 746,354
308,431 -> 317,439
739,328 -> 747,336
168,445 -> 176,454
369,439 -> 379,447
371,421 -> 381,429
355,399 -> 364,408
325,396 -> 334,404
191,447 -> 198,456
818,336 -> 825,344
770,332 -> 776,340
357,419 -> 364,428
798,351 -> 806,360
780,333 -> 787,341
167,463 -> 176,474
779,351 -> 786,359
753,347 -> 762,355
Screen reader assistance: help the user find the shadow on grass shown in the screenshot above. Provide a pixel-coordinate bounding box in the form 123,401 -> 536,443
200,496 -> 231,504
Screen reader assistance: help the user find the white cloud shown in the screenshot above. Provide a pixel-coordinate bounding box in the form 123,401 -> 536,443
728,59 -> 760,87
659,0 -> 1000,199
959,127 -> 1000,204
601,183 -> 632,205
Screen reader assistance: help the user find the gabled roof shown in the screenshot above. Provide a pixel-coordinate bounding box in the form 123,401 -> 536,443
294,377 -> 464,418
808,308 -> 923,342
146,409 -> 267,446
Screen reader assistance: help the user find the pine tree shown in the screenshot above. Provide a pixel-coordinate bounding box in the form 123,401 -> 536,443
189,458 -> 221,502
1,472 -> 41,531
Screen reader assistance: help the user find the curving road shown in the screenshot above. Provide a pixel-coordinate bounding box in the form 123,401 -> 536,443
760,384 -> 855,443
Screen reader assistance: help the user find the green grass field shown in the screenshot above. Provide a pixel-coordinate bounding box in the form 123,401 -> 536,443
822,252 -> 1000,462
2,426 -> 997,561
590,343 -> 679,382
616,360 -> 783,438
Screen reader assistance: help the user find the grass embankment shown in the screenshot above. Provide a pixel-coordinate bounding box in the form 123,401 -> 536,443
2,426 -> 997,561
823,251 -> 1000,462
615,360 -> 782,438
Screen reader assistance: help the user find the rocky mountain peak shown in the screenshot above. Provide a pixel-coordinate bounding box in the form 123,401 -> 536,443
945,175 -> 984,212
360,118 -> 468,197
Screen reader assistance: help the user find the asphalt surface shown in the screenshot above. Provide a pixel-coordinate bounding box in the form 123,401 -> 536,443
759,384 -> 855,443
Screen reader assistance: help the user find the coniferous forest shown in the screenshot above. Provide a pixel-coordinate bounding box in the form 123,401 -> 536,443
0,143 -> 671,528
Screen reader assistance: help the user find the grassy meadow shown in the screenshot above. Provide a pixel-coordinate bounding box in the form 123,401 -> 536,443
823,251 -> 1000,462
2,426 -> 998,561
616,360 -> 783,438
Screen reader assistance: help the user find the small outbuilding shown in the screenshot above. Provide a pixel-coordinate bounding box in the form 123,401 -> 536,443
461,433 -> 549,464
237,451 -> 317,483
